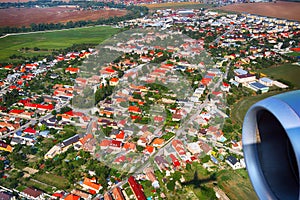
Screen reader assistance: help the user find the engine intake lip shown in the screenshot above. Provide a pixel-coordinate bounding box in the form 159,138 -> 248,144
242,90 -> 300,200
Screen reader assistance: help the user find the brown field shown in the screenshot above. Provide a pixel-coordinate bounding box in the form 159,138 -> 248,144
219,1 -> 300,21
0,7 -> 127,27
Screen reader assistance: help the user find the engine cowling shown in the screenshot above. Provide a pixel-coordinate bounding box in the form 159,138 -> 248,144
242,90 -> 300,200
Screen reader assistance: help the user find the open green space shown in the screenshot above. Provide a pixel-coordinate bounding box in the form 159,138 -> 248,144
0,26 -> 120,62
32,173 -> 70,189
259,63 -> 300,89
231,90 -> 283,124
217,169 -> 257,200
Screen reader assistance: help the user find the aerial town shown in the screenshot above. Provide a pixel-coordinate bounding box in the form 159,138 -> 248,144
0,0 -> 299,200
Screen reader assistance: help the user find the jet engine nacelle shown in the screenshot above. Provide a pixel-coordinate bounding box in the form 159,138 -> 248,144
242,90 -> 300,200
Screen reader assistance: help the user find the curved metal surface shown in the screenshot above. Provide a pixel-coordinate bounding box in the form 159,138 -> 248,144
242,90 -> 300,200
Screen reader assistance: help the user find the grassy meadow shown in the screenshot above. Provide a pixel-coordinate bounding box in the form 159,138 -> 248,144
0,26 -> 120,62
259,63 -> 300,89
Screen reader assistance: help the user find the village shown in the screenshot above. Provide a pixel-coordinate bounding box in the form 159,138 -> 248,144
0,6 -> 298,200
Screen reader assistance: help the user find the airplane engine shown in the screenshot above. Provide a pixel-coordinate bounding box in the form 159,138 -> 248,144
242,90 -> 300,200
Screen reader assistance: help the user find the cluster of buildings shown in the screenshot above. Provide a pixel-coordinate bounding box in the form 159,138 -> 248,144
0,4 -> 299,200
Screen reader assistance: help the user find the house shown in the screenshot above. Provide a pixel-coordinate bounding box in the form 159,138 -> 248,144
128,176 -> 147,200
169,153 -> 181,168
0,141 -> 13,152
172,114 -> 182,122
144,145 -> 155,155
64,194 -> 80,200
123,142 -> 136,152
109,77 -> 119,86
82,177 -> 102,193
23,127 -> 37,135
226,155 -> 242,170
172,139 -> 187,160
71,190 -> 91,200
104,192 -> 113,200
128,106 -> 141,114
109,140 -> 122,151
221,82 -> 230,92
152,138 -> 164,148
99,139 -> 111,149
187,142 -> 202,155
115,130 -> 125,142
44,145 -> 61,159
61,134 -> 81,152
154,155 -> 169,172
112,187 -> 125,200
65,67 -> 80,74
234,68 -> 248,75
21,187 -> 44,200
0,191 -> 14,200
144,167 -> 160,188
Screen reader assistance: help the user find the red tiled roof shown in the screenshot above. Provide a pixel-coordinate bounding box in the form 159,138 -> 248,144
128,176 -> 147,200
112,187 -> 125,200
23,127 -> 36,134
64,194 -> 80,200
169,154 -> 180,167
83,177 -> 102,191
9,109 -> 24,114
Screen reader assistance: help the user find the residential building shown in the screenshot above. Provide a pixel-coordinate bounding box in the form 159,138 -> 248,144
128,176 -> 146,200
112,187 -> 125,200
21,187 -> 44,200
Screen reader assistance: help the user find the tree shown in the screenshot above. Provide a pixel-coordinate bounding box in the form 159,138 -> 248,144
167,180 -> 175,191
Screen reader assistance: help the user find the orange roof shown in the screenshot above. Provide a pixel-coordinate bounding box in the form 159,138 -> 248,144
80,134 -> 93,145
64,194 -> 80,200
145,146 -> 155,154
100,139 -> 111,147
65,67 -> 80,73
123,142 -> 136,150
112,187 -> 125,200
152,138 -> 164,145
128,106 -> 141,113
110,77 -> 119,82
116,130 -> 125,140
83,177 -> 102,191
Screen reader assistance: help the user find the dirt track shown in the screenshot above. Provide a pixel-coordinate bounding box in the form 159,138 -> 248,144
0,7 -> 127,27
219,1 -> 300,21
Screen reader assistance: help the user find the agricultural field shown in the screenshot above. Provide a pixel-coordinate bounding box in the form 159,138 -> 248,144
219,1 -> 300,21
0,7 -> 127,28
145,2 -> 214,10
0,26 -> 120,62
217,169 -> 257,200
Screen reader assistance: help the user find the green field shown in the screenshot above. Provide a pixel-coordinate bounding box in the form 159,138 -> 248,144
33,173 -> 70,189
231,90 -> 284,124
0,26 -> 120,62
259,63 -> 300,89
217,169 -> 257,200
